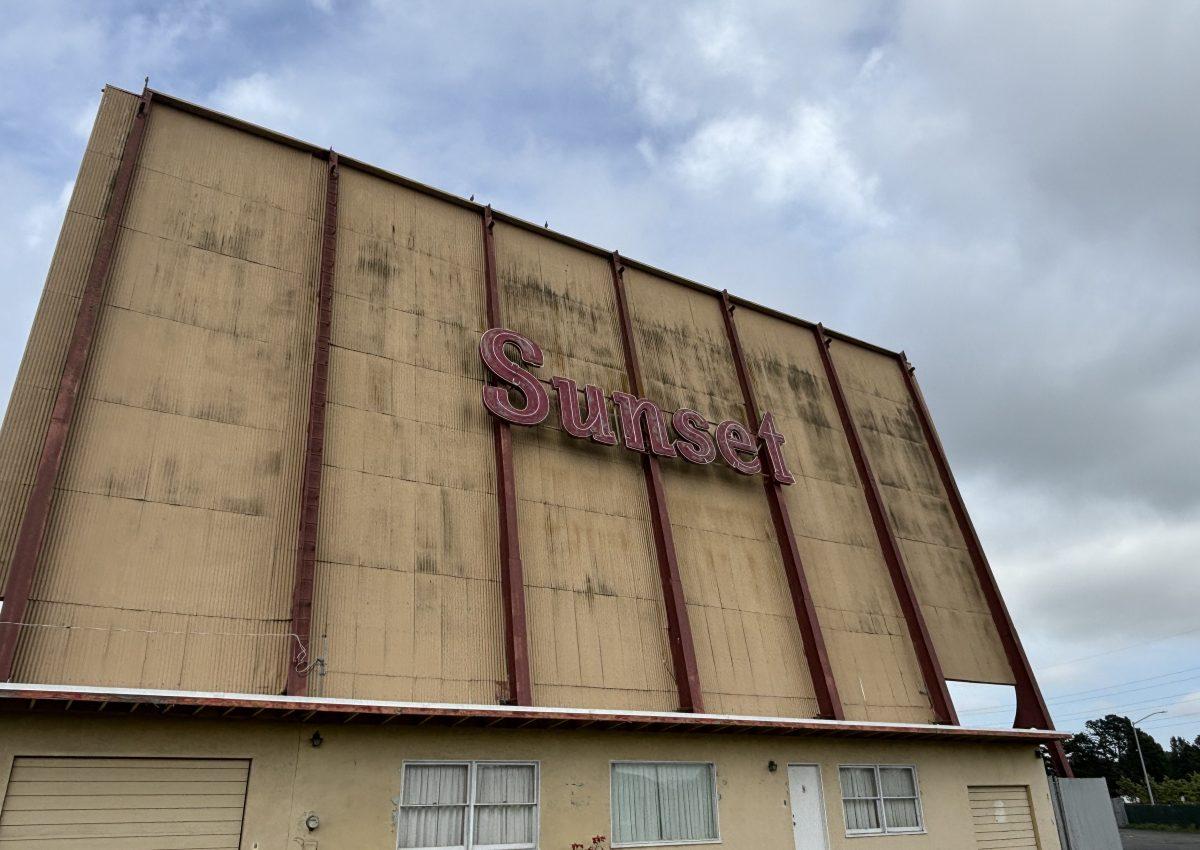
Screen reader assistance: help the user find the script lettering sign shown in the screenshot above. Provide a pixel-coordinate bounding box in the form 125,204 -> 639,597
479,328 -> 795,485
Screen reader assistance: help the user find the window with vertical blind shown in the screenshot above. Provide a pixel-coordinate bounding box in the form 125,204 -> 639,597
397,761 -> 538,850
838,765 -> 923,835
610,762 -> 719,846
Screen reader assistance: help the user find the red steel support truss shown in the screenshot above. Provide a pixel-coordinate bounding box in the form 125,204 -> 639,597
482,208 -> 533,706
609,253 -> 704,713
899,355 -> 1073,774
285,151 -> 339,696
0,90 -> 155,681
814,327 -> 958,725
719,293 -> 844,720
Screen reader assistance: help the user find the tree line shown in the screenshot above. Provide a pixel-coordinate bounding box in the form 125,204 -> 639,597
1064,714 -> 1200,803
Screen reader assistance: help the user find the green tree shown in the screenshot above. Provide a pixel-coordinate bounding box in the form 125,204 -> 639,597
1167,736 -> 1200,780
1153,773 -> 1200,804
1115,776 -> 1144,801
1064,714 -> 1169,796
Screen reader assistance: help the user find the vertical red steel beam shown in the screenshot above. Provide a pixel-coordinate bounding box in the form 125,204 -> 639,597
482,207 -> 533,706
285,151 -> 339,696
0,90 -> 155,681
900,355 -> 1073,774
814,327 -> 958,725
719,293 -> 844,720
609,253 -> 704,713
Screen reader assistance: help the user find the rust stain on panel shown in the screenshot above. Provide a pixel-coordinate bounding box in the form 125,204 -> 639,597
733,307 -> 934,722
0,89 -> 153,680
314,169 -> 504,705
833,342 -> 1013,686
286,152 -> 339,696
609,252 -> 703,713
718,293 -> 843,721
817,329 -> 958,725
623,267 -> 819,718
10,100 -> 321,692
483,210 -> 533,706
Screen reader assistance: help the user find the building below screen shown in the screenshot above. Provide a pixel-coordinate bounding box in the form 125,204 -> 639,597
0,85 -> 1069,849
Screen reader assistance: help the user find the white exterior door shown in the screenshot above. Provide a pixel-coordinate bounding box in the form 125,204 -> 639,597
788,764 -> 830,850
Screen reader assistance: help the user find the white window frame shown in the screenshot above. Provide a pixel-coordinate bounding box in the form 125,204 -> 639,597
397,760 -> 540,850
609,760 -> 722,848
838,764 -> 924,837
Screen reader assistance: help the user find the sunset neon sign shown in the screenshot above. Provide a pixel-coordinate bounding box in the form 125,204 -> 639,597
479,327 -> 795,485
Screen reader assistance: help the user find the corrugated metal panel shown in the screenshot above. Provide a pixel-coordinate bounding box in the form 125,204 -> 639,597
312,167 -> 505,704
830,343 -> 1013,685
0,88 -> 137,590
0,88 -> 1029,721
1050,776 -> 1121,850
11,101 -> 320,693
969,785 -> 1041,849
0,757 -> 249,849
623,268 -> 819,718
735,308 -> 934,723
495,223 -> 677,712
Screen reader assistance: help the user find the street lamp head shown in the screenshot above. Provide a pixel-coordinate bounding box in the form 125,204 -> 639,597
1132,710 -> 1167,726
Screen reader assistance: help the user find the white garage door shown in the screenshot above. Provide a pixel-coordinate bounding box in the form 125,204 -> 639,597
0,757 -> 250,849
968,785 -> 1040,850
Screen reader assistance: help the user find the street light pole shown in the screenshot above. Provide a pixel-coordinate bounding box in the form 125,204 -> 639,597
1130,711 -> 1167,805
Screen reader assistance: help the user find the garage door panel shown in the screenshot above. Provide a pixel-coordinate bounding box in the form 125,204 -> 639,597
2,794 -> 248,811
10,766 -> 248,783
0,819 -> 243,839
5,781 -> 249,797
0,806 -> 242,825
0,757 -> 249,850
0,835 -> 240,850
12,759 -> 242,771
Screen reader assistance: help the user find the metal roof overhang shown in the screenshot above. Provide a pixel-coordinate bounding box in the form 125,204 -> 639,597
0,683 -> 1065,743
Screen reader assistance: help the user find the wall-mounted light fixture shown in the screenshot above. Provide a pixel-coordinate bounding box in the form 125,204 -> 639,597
310,730 -> 323,748
768,760 -> 778,773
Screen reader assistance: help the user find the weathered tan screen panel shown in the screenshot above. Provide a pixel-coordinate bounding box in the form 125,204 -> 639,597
736,309 -> 935,722
0,89 -> 137,591
13,100 -> 322,692
312,168 -> 506,702
624,269 -> 819,717
0,89 -> 1029,720
830,342 -> 1013,684
496,224 -> 678,712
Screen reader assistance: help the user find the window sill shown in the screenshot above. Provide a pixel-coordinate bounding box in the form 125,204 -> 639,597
844,830 -> 927,838
611,840 -> 722,848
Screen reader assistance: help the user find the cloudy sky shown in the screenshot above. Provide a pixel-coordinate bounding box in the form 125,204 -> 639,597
2,1 -> 1197,745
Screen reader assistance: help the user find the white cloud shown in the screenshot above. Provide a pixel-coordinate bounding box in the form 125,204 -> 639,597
210,72 -> 301,127
674,103 -> 888,225
22,180 -> 73,250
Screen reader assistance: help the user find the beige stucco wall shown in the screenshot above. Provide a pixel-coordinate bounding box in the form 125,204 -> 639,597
0,713 -> 1060,850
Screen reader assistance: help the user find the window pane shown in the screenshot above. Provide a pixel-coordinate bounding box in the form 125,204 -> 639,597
474,804 -> 536,846
612,764 -> 662,844
398,805 -> 466,848
476,764 -> 536,805
879,767 -> 916,798
839,767 -> 878,798
843,799 -> 881,832
404,764 -> 469,805
883,797 -> 921,830
656,764 -> 717,841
